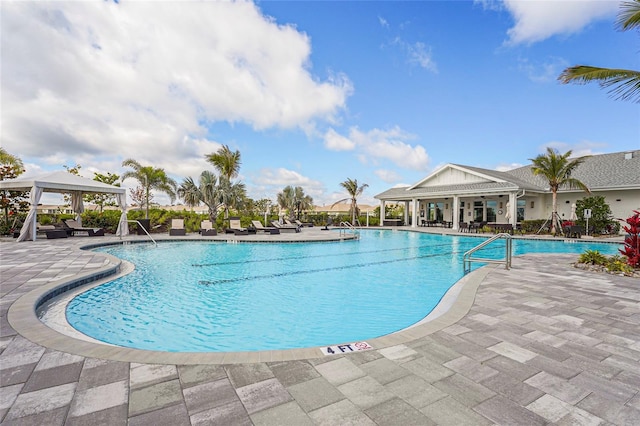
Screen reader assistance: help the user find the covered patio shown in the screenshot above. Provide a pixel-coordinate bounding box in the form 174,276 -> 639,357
0,171 -> 128,242
375,164 -> 545,231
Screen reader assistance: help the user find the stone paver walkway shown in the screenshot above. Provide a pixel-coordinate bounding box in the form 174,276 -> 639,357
1,234 -> 639,425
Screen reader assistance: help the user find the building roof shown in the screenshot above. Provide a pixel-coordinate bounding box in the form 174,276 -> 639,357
313,203 -> 376,213
506,150 -> 640,191
375,150 -> 639,200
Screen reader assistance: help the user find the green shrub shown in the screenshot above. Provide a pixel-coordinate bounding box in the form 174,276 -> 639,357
578,250 -> 607,265
606,255 -> 634,274
519,220 -> 547,234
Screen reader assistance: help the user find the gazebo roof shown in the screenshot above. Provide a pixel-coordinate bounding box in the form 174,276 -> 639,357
0,171 -> 125,194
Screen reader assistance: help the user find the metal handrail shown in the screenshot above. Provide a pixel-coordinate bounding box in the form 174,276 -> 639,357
339,221 -> 359,238
463,233 -> 512,274
119,220 -> 157,246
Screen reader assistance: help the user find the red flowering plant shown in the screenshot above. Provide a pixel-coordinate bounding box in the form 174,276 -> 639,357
619,210 -> 640,268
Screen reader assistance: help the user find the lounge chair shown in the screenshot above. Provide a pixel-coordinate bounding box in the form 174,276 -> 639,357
294,219 -> 313,227
271,220 -> 300,233
251,220 -> 280,234
62,219 -> 105,236
169,219 -> 187,236
225,218 -> 249,235
200,220 -> 217,236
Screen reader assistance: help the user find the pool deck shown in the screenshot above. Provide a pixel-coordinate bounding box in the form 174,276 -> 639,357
1,227 -> 639,425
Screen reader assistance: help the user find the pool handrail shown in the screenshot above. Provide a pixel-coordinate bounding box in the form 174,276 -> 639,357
120,220 -> 157,247
463,232 -> 512,274
339,221 -> 359,238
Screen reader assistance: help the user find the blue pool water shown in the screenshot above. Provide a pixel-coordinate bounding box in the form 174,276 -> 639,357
66,230 -> 620,352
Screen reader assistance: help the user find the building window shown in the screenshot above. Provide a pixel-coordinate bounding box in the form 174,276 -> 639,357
486,200 -> 497,223
473,201 -> 484,222
517,199 -> 526,222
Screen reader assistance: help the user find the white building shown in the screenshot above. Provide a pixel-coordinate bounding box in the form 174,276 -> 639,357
375,150 -> 640,231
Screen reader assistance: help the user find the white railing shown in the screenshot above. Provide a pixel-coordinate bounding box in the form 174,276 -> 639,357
119,220 -> 157,246
463,233 -> 512,274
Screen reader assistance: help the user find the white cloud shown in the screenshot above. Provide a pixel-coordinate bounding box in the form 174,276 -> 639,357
354,127 -> 430,171
1,1 -> 351,172
502,0 -> 618,45
323,128 -> 356,151
324,126 -> 429,171
378,16 -> 389,28
539,140 -> 609,158
495,162 -> 524,172
248,167 -> 326,201
518,56 -> 570,83
390,37 -> 438,72
374,169 -> 403,183
407,42 -> 437,72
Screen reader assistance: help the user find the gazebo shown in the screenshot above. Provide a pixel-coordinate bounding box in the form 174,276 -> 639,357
0,171 -> 128,242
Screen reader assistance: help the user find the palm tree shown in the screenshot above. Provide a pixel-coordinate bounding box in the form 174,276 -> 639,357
277,185 -> 295,219
206,145 -> 241,182
205,145 -> 243,218
558,0 -> 640,103
529,148 -> 590,234
277,185 -> 313,220
218,178 -> 247,219
332,178 -> 369,225
293,186 -> 314,220
0,148 -> 24,171
121,159 -> 177,219
178,171 -> 222,224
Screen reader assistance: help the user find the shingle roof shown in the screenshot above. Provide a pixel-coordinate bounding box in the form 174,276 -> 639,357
375,150 -> 639,200
506,150 -> 640,190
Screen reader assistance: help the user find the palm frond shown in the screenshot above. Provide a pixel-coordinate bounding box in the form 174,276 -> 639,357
558,66 -> 640,103
617,0 -> 640,31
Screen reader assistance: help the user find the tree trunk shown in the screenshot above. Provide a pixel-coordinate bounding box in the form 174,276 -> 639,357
551,189 -> 558,234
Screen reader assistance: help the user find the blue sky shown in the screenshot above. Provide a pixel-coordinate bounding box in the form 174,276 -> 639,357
2,0 -> 637,207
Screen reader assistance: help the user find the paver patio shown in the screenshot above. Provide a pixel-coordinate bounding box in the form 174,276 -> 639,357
1,230 -> 638,425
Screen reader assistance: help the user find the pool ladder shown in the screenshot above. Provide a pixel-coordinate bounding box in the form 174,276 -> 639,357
339,221 -> 360,239
463,233 -> 512,274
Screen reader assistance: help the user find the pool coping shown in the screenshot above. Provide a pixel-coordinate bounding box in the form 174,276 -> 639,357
7,236 -> 495,365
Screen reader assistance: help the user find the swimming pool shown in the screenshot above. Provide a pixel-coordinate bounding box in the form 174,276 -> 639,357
63,230 -> 619,352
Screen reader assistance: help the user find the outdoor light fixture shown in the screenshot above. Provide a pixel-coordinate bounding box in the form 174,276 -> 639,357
530,201 -> 535,208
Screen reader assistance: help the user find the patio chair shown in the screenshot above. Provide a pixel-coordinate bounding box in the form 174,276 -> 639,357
169,219 -> 187,236
225,218 -> 249,235
62,219 -> 104,236
458,222 -> 468,232
251,220 -> 280,234
200,220 -> 217,236
271,220 -> 300,233
294,219 -> 313,227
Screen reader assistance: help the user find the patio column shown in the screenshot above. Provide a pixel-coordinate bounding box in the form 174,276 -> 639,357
380,200 -> 385,225
508,192 -> 517,226
452,195 -> 460,230
404,201 -> 410,226
411,198 -> 418,227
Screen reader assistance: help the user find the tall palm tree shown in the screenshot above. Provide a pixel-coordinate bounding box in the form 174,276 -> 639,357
205,145 -> 243,218
178,171 -> 222,223
332,178 -> 369,225
206,145 -> 241,182
529,148 -> 590,234
121,159 -> 177,219
558,0 -> 640,103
